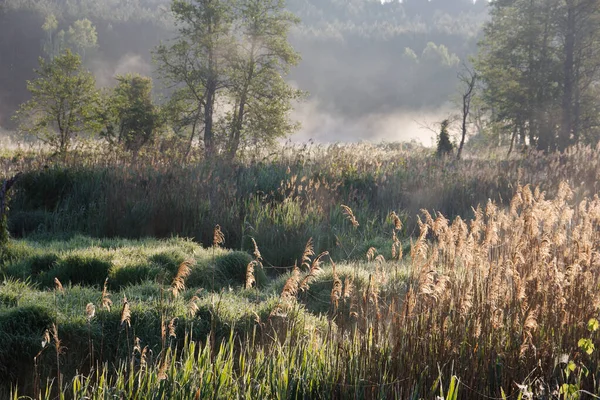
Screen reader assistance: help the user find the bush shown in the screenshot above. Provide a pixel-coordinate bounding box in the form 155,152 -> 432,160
0,306 -> 54,382
29,253 -> 59,275
215,251 -> 266,287
109,264 -> 161,289
40,254 -> 112,287
149,250 -> 188,277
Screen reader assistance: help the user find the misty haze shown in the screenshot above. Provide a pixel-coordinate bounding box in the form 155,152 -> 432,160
1,0 -> 600,399
0,0 -> 487,144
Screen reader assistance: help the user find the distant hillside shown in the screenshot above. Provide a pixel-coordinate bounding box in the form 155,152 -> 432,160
0,0 -> 488,141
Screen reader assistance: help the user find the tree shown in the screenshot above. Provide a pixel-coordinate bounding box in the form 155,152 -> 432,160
66,18 -> 97,62
155,0 -> 303,160
422,42 -> 460,68
13,50 -> 99,157
41,14 -> 64,60
476,0 -> 600,152
436,119 -> 454,157
155,0 -> 235,159
559,0 -> 600,147
41,17 -> 98,62
224,0 -> 303,160
99,74 -> 161,155
456,65 -> 477,160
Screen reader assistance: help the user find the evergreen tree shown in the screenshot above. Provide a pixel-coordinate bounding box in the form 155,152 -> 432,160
436,119 -> 454,157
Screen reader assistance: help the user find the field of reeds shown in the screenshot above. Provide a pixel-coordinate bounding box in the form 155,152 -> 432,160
2,143 -> 600,399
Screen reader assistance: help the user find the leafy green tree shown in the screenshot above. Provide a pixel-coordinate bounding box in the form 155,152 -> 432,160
155,0 -> 234,159
224,0 -> 304,160
476,0 -> 600,151
99,74 -> 161,154
403,47 -> 419,63
155,0 -> 303,160
422,42 -> 460,68
66,18 -> 98,62
13,50 -> 99,157
436,119 -> 454,157
559,0 -> 600,147
41,14 -> 64,60
41,17 -> 98,62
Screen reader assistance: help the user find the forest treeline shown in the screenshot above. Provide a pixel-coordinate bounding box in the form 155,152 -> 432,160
477,0 -> 600,151
0,0 -> 488,130
2,0 -> 599,154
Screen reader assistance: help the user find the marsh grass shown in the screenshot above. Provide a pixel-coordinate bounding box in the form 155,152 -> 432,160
4,143 -> 600,397
5,180 -> 600,398
8,142 -> 600,266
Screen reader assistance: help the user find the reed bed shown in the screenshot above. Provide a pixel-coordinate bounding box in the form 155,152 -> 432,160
2,182 -> 599,398
6,142 -> 600,266
3,143 -> 600,398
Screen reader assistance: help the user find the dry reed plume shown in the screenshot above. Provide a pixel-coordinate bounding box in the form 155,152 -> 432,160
246,239 -> 263,289
341,204 -> 359,228
381,182 -> 600,396
300,238 -> 315,270
366,247 -> 376,262
120,296 -> 131,328
101,278 -> 112,311
171,259 -> 193,298
85,303 -> 95,321
390,211 -> 403,231
187,295 -> 200,317
213,225 -> 225,248
330,259 -> 342,309
251,238 -> 262,261
54,278 -> 64,292
300,251 -> 328,292
271,264 -> 301,317
245,260 -> 259,289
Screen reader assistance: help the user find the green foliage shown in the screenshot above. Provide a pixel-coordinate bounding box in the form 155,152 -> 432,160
6,174 -> 600,397
99,74 -> 161,154
578,338 -> 594,355
0,305 -> 55,383
214,251 -> 267,287
41,14 -> 64,59
41,17 -> 98,62
13,50 -> 99,157
109,264 -> 161,288
0,0 -> 488,137
66,18 -> 97,61
421,42 -> 460,67
0,174 -> 20,250
28,253 -> 59,275
42,253 -> 111,287
155,0 -> 303,160
475,0 -> 600,151
8,143 -> 600,267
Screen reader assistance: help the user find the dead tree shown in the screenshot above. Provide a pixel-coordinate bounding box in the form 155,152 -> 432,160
456,65 -> 477,160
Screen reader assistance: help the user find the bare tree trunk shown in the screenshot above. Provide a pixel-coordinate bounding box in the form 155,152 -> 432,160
457,66 -> 477,160
560,1 -> 576,151
204,80 -> 216,159
227,95 -> 246,162
507,126 -> 517,157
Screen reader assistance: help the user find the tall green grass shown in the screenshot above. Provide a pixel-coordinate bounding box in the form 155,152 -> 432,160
7,143 -> 600,266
